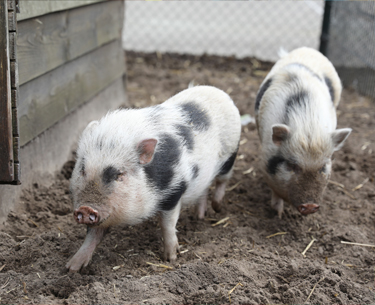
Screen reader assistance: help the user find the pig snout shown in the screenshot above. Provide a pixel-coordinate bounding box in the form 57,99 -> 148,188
297,203 -> 319,215
74,206 -> 99,225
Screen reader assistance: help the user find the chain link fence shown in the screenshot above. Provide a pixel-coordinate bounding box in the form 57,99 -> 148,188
322,1 -> 375,100
123,1 -> 323,62
123,1 -> 374,100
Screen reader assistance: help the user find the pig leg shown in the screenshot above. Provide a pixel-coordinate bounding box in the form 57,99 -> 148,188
66,226 -> 107,272
160,201 -> 181,262
211,178 -> 228,213
271,191 -> 284,219
196,188 -> 209,220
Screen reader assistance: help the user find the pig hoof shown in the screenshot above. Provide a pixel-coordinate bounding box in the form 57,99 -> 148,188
163,241 -> 179,262
211,200 -> 221,213
66,252 -> 92,272
74,206 -> 99,225
297,203 -> 319,215
197,209 -> 206,220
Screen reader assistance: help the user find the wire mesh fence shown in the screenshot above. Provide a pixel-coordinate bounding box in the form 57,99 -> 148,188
123,1 -> 323,62
123,1 -> 374,100
322,1 -> 375,100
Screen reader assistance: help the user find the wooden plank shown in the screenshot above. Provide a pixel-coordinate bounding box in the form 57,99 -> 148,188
12,136 -> 19,161
8,10 -> 15,31
11,88 -> 17,108
18,0 -> 105,21
10,61 -> 18,88
0,0 -> 14,182
8,31 -> 16,60
17,0 -> 124,85
18,39 -> 125,146
13,162 -> 20,184
11,106 -> 18,136
7,0 -> 14,11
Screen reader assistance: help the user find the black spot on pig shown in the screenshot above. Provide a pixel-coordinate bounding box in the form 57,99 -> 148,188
180,102 -> 210,131
218,147 -> 238,176
176,124 -> 194,151
102,166 -> 121,184
286,63 -> 321,81
192,164 -> 199,179
284,89 -> 309,123
144,134 -> 181,190
267,155 -> 286,175
324,75 -> 335,102
80,158 -> 85,174
160,180 -> 187,211
255,78 -> 272,111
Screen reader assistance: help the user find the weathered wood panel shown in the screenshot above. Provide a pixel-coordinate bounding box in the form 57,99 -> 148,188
0,0 -> 13,182
17,0 -> 124,85
18,0 -> 104,21
18,39 -> 125,146
8,31 -> 16,59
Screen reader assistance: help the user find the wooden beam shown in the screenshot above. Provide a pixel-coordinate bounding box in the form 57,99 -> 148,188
0,0 -> 14,182
17,0 -> 124,85
18,0 -> 105,21
18,39 -> 125,146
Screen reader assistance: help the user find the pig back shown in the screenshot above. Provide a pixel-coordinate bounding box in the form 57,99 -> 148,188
161,86 -> 241,205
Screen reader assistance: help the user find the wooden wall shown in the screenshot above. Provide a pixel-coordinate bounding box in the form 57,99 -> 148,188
17,0 -> 126,146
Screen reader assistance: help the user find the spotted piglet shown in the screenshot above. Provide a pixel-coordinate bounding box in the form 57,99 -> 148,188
66,85 -> 241,272
255,47 -> 351,218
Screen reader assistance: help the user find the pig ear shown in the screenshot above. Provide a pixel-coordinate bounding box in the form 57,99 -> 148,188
331,128 -> 352,151
82,120 -> 99,136
137,139 -> 158,165
272,124 -> 290,146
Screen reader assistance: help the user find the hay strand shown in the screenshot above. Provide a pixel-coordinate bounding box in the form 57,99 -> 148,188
0,264 -> 6,272
228,282 -> 243,304
340,188 -> 356,200
146,262 -> 173,270
352,178 -> 369,192
212,217 -> 230,227
113,265 -> 124,271
239,138 -> 248,146
341,241 -> 375,248
302,238 -> 316,257
266,232 -> 287,239
27,219 -> 38,227
242,167 -> 254,175
305,277 -> 325,303
226,181 -> 242,192
328,180 -> 345,189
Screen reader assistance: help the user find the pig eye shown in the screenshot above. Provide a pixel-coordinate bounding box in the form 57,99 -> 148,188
116,172 -> 125,181
286,161 -> 301,174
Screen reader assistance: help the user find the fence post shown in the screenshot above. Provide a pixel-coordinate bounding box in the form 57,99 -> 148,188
319,0 -> 332,56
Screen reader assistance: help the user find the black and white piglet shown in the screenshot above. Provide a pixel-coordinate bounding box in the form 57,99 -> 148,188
255,47 -> 351,218
66,85 -> 241,272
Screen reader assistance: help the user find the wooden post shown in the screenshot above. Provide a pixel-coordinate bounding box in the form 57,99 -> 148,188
0,0 -> 14,183
1,0 -> 20,184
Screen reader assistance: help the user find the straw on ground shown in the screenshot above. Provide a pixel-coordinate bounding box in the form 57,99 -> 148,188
341,241 -> 375,248
266,232 -> 287,239
302,238 -> 316,257
228,282 -> 243,304
305,277 -> 325,303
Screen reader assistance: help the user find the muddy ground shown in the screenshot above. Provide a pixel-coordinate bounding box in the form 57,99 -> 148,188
0,52 -> 374,304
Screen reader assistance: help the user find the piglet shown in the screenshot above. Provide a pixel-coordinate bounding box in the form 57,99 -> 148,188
66,85 -> 241,272
255,47 -> 351,218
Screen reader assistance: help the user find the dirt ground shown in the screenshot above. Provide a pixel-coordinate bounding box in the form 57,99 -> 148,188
0,52 -> 374,304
